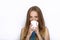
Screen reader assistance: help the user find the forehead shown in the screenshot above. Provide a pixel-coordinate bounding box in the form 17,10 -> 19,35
30,11 -> 38,16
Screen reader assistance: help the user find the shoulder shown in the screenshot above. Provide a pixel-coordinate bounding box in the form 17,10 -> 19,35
45,27 -> 49,33
20,27 -> 26,37
21,27 -> 25,33
20,27 -> 25,40
44,27 -> 49,36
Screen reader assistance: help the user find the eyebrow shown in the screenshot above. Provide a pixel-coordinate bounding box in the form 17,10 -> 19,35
30,16 -> 38,17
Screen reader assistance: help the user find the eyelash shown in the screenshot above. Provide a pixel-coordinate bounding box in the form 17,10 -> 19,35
30,16 -> 38,18
35,16 -> 38,18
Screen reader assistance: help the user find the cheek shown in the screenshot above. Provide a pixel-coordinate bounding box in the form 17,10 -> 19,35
30,18 -> 32,21
36,18 -> 38,20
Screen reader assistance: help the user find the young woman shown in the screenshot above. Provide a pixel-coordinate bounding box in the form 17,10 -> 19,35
20,6 -> 50,40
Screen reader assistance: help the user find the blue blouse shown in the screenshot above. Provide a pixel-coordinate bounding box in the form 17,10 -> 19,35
30,31 -> 36,40
30,31 -> 45,40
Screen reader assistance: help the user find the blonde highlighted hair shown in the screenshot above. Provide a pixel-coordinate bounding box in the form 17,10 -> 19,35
20,6 -> 46,40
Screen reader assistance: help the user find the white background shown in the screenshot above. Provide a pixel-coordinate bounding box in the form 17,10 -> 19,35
0,0 -> 60,40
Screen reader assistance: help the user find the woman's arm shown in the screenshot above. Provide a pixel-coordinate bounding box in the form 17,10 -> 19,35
34,27 -> 43,40
20,28 -> 25,40
37,27 -> 50,40
20,27 -> 30,40
20,28 -> 23,40
25,34 -> 30,40
37,32 -> 43,40
44,27 -> 50,40
35,27 -> 50,40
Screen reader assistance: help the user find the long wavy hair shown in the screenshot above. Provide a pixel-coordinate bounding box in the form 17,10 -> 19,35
22,6 -> 46,40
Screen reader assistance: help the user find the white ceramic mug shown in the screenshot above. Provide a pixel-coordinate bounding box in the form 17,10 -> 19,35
31,20 -> 38,29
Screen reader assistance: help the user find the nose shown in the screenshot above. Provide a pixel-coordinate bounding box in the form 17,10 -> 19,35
32,17 -> 36,20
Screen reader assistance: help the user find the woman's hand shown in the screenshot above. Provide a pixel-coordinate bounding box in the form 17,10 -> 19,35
34,26 -> 39,35
28,25 -> 40,38
27,25 -> 34,37
26,25 -> 42,40
34,26 -> 43,40
26,25 -> 34,40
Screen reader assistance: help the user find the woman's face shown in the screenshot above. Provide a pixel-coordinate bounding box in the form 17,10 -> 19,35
30,11 -> 38,21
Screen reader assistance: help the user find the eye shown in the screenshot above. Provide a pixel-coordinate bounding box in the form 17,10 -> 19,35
35,16 -> 38,18
30,16 -> 32,18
